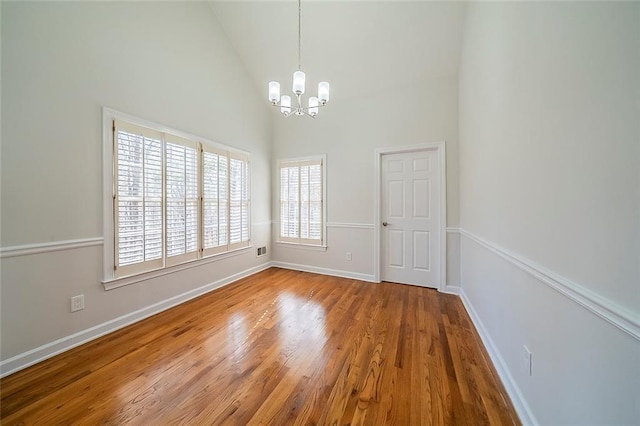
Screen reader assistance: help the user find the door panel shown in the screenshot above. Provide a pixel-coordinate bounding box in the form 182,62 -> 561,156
381,150 -> 440,288
413,156 -> 430,172
388,229 -> 405,267
413,230 -> 430,270
413,179 -> 430,218
388,180 -> 404,218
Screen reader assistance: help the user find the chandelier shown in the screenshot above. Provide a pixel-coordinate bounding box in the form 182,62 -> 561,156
268,0 -> 330,118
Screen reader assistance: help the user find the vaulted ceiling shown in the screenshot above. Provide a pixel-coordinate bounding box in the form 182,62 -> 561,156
209,1 -> 467,102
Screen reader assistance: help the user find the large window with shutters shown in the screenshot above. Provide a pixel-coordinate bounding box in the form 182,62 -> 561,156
110,117 -> 250,280
278,157 -> 326,246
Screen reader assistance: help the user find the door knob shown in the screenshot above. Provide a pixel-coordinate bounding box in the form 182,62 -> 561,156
382,222 -> 389,227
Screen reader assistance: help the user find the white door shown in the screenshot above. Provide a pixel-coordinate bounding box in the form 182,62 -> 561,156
381,150 -> 440,288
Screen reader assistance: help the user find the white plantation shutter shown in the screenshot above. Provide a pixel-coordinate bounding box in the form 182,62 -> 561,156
202,147 -> 228,255
165,135 -> 199,266
303,164 -> 322,239
281,166 -> 299,239
114,121 -> 163,276
229,153 -> 250,250
202,148 -> 249,255
279,159 -> 324,245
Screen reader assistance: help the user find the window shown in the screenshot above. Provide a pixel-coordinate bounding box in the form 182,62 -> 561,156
111,117 -> 250,279
278,157 -> 326,246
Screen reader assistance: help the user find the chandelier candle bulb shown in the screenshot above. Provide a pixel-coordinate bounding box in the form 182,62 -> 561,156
309,97 -> 319,116
318,82 -> 330,104
292,70 -> 306,95
280,95 -> 292,115
269,81 -> 280,104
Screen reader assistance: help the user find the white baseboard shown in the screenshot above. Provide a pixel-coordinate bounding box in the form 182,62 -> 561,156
271,261 -> 377,283
0,262 -> 273,378
459,288 -> 537,426
441,285 -> 461,295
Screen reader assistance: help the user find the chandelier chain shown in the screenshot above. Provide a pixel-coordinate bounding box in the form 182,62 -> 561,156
298,0 -> 301,70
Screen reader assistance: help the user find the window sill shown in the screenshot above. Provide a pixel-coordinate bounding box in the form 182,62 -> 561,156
103,246 -> 252,290
275,241 -> 327,252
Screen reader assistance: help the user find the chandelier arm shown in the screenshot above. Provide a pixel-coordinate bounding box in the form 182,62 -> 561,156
269,98 -> 327,110
300,109 -> 316,119
268,102 -> 327,109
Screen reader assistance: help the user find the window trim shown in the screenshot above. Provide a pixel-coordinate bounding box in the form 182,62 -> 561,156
102,107 -> 251,285
102,245 -> 251,290
276,155 -> 327,248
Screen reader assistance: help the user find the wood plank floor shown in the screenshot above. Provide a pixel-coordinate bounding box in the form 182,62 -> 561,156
1,268 -> 520,425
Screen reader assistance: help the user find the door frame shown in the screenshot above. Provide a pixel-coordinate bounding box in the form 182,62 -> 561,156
373,141 -> 447,291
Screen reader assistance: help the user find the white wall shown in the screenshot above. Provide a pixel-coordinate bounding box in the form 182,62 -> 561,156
0,2 -> 271,367
271,75 -> 460,287
5,3 -> 637,423
459,2 -> 639,424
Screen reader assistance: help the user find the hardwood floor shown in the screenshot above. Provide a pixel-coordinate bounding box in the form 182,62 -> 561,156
1,268 -> 519,425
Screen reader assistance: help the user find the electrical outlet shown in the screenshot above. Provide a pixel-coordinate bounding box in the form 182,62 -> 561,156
71,295 -> 84,312
346,252 -> 352,261
523,345 -> 532,376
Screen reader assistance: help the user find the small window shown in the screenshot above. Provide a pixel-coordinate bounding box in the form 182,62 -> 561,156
278,157 -> 326,246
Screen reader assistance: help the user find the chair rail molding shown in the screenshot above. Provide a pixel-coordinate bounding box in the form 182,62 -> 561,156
326,222 -> 375,229
0,237 -> 104,259
460,228 -> 640,341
